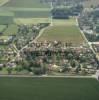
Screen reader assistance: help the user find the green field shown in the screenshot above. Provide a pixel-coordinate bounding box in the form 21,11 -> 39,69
14,10 -> 51,18
3,24 -> 18,36
0,0 -> 9,6
38,19 -> 84,43
3,0 -> 50,8
14,18 -> 51,25
0,25 -> 6,32
0,78 -> 99,100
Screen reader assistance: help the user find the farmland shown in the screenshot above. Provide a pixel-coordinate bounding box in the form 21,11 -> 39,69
3,0 -> 50,8
14,10 -> 51,18
38,18 -> 84,43
0,77 -> 99,100
14,18 -> 51,25
0,25 -> 6,32
0,0 -> 9,6
3,24 -> 18,36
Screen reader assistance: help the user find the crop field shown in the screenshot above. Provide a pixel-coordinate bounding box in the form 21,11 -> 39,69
14,10 -> 51,18
14,18 -> 51,25
0,36 -> 9,39
38,19 -> 84,43
0,0 -> 9,6
0,77 -> 99,100
3,24 -> 18,36
3,0 -> 50,8
0,25 -> 6,32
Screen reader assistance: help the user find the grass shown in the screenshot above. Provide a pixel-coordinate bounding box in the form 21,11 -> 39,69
14,10 -> 51,18
3,24 -> 18,36
53,18 -> 77,26
0,78 -> 99,100
0,11 -> 14,16
0,25 -> 6,32
0,36 -> 9,39
0,0 -> 9,6
14,18 -> 51,25
38,18 -> 84,43
3,0 -> 50,8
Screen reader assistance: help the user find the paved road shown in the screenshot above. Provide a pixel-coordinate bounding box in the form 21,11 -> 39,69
0,74 -> 95,78
8,26 -> 50,63
76,18 -> 96,55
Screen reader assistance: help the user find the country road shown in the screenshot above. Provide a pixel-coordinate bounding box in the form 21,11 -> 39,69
0,74 -> 96,79
7,26 -> 50,64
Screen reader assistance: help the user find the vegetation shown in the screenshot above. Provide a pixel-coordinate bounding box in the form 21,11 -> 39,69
14,10 -> 51,18
38,19 -> 84,43
3,24 -> 18,36
0,11 -> 14,24
14,18 -> 50,25
0,25 -> 6,33
0,78 -> 99,100
3,0 -> 50,8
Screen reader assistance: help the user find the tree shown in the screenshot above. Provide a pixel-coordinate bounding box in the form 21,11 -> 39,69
67,53 -> 73,60
95,25 -> 99,33
70,60 -> 77,68
15,65 -> 23,72
7,67 -> 13,74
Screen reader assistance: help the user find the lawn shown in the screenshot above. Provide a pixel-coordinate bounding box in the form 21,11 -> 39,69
3,0 -> 50,8
3,24 -> 18,36
0,78 -> 99,100
38,19 -> 84,44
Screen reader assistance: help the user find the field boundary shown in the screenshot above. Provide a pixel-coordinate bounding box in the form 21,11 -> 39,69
0,0 -> 9,7
0,74 -> 96,78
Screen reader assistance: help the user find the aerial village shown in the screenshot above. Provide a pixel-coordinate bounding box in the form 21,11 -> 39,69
0,0 -> 99,76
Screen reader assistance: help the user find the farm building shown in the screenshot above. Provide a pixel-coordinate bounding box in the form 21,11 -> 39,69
0,11 -> 14,24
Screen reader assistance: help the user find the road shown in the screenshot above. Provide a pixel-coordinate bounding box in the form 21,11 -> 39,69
76,18 -> 96,55
0,74 -> 96,79
7,26 -> 49,63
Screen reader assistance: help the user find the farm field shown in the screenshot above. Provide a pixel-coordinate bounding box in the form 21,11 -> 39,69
0,0 -> 9,6
52,18 -> 77,26
38,18 -> 84,43
0,78 -> 99,100
3,0 -> 50,8
0,25 -> 6,32
14,10 -> 51,18
3,24 -> 18,36
0,36 -> 9,39
14,18 -> 51,25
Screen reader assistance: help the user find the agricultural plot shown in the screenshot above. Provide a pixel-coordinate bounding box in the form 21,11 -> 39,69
0,78 -> 99,100
3,0 -> 50,8
0,36 -> 9,39
0,0 -> 9,6
0,25 -> 6,32
3,24 -> 18,36
38,18 -> 84,44
14,18 -> 51,25
0,11 -> 14,24
14,10 -> 51,18
53,18 -> 77,26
